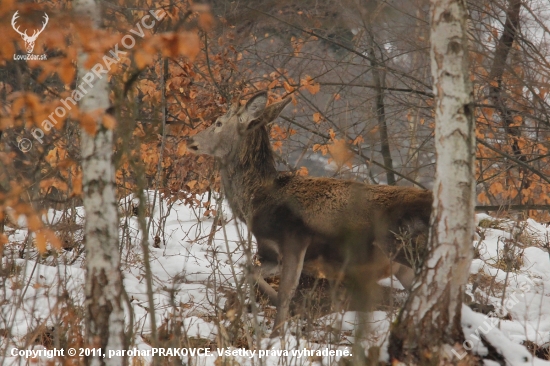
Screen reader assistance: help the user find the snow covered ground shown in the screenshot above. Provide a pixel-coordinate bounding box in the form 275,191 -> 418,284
2,192 -> 550,365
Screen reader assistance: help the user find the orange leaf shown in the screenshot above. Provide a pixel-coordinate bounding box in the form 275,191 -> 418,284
488,182 -> 504,196
40,178 -> 68,193
102,114 -> 116,129
268,79 -> 279,89
352,135 -> 364,145
328,139 -> 353,169
178,143 -> 187,156
27,214 -> 42,231
313,112 -> 322,123
198,12 -> 214,30
12,95 -> 26,115
59,61 -> 76,85
296,166 -> 309,176
0,117 -> 14,129
300,76 -> 320,95
0,40 -> 15,58
135,49 -> 154,69
305,82 -> 320,95
35,232 -> 47,253
177,32 -> 200,60
272,141 -> 283,152
283,81 -> 295,93
511,115 -> 522,126
72,175 -> 82,196
312,143 -> 328,156
477,191 -> 489,204
45,147 -> 60,165
0,234 -> 7,247
25,93 -> 41,111
81,113 -> 97,136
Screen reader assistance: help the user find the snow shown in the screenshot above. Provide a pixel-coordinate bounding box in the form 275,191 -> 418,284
2,193 -> 550,365
462,306 -> 550,365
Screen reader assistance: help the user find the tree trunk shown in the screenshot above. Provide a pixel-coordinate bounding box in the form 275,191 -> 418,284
388,0 -> 475,364
366,28 -> 396,185
75,1 -> 127,365
487,0 -> 526,199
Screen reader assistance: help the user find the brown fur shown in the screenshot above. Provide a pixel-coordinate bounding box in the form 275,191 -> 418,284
188,92 -> 433,336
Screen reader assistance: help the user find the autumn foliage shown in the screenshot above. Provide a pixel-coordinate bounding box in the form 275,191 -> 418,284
1,0 -> 550,251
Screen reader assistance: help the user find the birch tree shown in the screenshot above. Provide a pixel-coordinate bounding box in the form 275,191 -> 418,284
388,0 -> 475,363
75,0 -> 126,365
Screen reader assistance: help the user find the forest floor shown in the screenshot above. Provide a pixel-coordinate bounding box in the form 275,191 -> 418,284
2,191 -> 550,365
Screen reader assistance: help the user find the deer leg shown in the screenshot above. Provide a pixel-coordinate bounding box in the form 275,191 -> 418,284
256,276 -> 279,305
254,239 -> 282,305
251,261 -> 280,305
392,264 -> 415,290
271,237 -> 309,338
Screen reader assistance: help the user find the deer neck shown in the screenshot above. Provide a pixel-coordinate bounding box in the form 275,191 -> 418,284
220,127 -> 277,223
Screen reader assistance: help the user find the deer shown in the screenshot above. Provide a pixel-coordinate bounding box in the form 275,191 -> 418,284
11,11 -> 49,54
187,91 -> 433,337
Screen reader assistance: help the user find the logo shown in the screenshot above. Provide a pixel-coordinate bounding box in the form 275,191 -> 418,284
11,11 -> 49,54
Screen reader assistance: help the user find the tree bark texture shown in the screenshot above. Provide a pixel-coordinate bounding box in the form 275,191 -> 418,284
75,1 -> 127,365
366,28 -> 396,185
487,0 -> 526,198
389,0 -> 475,363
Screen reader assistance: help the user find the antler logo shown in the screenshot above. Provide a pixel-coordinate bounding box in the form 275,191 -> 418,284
11,11 -> 49,54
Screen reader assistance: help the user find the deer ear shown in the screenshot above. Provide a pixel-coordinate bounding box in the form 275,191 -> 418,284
244,92 -> 268,124
262,97 -> 291,124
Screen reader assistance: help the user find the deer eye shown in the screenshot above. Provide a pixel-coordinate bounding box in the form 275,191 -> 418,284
215,121 -> 222,127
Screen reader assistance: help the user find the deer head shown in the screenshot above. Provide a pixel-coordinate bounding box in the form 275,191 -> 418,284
187,92 -> 291,161
11,11 -> 49,54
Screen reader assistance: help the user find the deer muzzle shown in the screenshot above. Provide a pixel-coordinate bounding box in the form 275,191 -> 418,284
186,138 -> 199,152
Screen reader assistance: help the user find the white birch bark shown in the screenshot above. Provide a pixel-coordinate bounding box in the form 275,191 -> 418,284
390,0 -> 474,362
413,0 -> 475,324
424,0 -> 475,321
75,1 -> 126,365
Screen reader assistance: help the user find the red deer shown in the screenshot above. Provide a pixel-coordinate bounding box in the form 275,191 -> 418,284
187,92 -> 432,337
